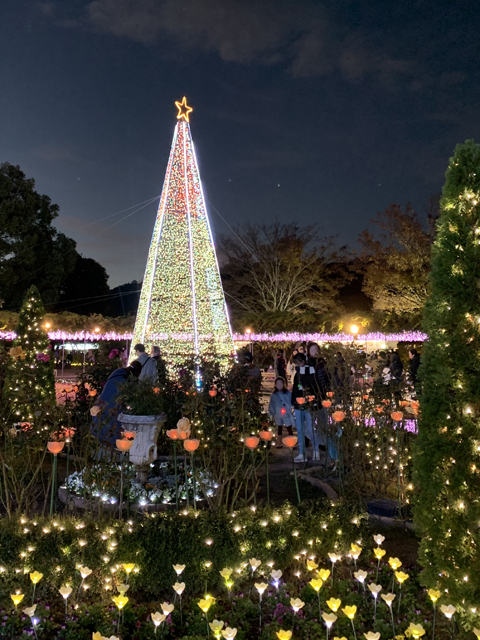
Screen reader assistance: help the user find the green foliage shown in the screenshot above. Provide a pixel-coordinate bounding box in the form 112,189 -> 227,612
413,140 -> 480,607
0,163 -> 77,308
116,378 -> 166,416
359,202 -> 438,329
3,285 -> 55,421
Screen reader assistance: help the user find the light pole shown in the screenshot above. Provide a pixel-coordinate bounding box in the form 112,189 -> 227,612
245,328 -> 252,355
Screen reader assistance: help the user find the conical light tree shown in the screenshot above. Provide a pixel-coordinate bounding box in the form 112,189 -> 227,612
131,98 -> 234,369
3,285 -> 55,421
414,140 -> 480,607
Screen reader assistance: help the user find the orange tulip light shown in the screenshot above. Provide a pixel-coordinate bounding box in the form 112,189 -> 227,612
116,439 -> 134,453
122,431 -> 137,440
178,430 -> 189,440
89,389 -> 97,397
184,438 -> 200,452
322,400 -> 332,408
167,429 -> 179,440
259,430 -> 274,441
307,395 -> 315,402
352,410 -> 360,419
209,389 -> 217,397
327,392 -> 334,398
375,406 -> 383,414
332,411 -> 345,423
47,441 -> 65,456
245,436 -> 260,450
391,411 -> 404,422
297,397 -> 306,405
283,436 -> 298,448
363,394 -> 369,400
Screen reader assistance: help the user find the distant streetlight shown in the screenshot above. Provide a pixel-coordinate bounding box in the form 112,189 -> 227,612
45,322 -> 51,329
94,327 -> 100,334
350,324 -> 359,336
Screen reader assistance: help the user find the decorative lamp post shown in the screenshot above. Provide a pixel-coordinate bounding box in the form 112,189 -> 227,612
283,436 -> 300,504
167,429 -> 180,510
184,439 -> 200,509
47,441 -> 65,516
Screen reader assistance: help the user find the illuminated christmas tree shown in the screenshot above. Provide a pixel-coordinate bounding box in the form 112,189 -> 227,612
131,98 -> 234,369
414,140 -> 480,606
3,285 -> 55,422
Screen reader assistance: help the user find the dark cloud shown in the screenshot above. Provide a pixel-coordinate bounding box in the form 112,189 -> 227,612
83,0 -> 411,86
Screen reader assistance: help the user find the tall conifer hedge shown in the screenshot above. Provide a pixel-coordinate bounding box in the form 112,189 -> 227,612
414,140 -> 480,607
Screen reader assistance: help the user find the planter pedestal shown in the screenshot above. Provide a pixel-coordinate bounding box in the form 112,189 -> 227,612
118,412 -> 167,482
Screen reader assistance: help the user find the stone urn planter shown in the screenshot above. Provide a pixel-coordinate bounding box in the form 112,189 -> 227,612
118,412 -> 167,483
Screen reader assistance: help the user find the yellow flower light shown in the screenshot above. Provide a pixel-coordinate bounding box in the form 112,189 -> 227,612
198,598 -> 214,613
122,563 -> 135,574
322,612 -> 338,628
173,582 -> 185,595
11,593 -> 24,607
59,586 -> 72,600
151,612 -> 166,627
342,605 -> 357,619
220,568 -> 233,580
328,553 -> 341,564
354,570 -> 367,584
368,583 -> 382,597
427,589 -> 441,603
29,571 -> 43,584
117,584 -> 130,595
407,623 -> 426,639
112,595 -> 128,610
173,564 -> 185,575
249,558 -> 261,571
440,604 -> 456,619
209,619 -> 224,638
79,566 -> 92,579
388,557 -> 402,571
327,598 -> 342,612
310,578 -> 323,592
255,582 -> 268,596
290,597 -> 305,613
221,627 -> 237,639
161,602 -> 174,615
307,559 -> 318,571
381,593 -> 396,606
350,544 -> 362,559
318,569 -> 331,581
364,633 -> 381,640
374,548 -> 386,560
277,632 -> 292,640
472,628 -> 480,639
395,571 -> 409,584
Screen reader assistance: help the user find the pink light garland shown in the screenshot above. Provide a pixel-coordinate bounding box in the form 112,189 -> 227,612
0,330 -> 428,343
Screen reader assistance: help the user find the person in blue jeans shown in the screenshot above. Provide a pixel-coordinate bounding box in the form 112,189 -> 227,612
291,352 -> 320,462
268,377 -> 294,447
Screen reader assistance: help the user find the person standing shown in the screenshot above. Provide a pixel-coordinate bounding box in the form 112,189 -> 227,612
409,348 -> 421,388
133,343 -> 158,382
274,349 -> 286,380
291,352 -> 317,462
268,377 -> 294,447
306,342 -> 335,459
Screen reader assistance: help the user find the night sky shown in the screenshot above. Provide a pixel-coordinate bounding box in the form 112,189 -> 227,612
2,0 -> 480,287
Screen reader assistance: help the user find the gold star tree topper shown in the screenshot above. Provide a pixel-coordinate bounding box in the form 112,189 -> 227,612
175,96 -> 193,122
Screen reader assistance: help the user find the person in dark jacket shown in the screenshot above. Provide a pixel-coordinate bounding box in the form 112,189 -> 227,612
390,350 -> 404,381
274,350 -> 286,380
409,349 -> 421,387
91,361 -> 142,447
291,352 -> 317,462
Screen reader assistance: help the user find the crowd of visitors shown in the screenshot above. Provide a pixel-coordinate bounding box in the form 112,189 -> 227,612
268,342 -> 420,464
